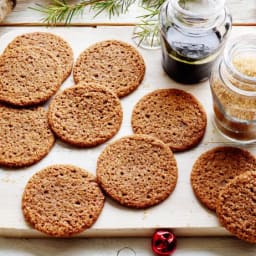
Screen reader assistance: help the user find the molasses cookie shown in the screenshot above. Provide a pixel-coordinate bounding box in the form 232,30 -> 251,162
73,40 -> 145,97
0,46 -> 62,106
191,146 -> 256,211
132,89 -> 207,152
48,83 -> 123,147
216,170 -> 256,243
0,104 -> 55,168
5,32 -> 73,81
96,135 -> 178,208
22,165 -> 105,237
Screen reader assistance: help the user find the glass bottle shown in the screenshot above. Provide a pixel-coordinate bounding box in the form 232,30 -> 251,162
210,34 -> 256,143
159,0 -> 232,84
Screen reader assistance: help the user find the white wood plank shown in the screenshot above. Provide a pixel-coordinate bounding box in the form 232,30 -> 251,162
0,236 -> 255,255
1,0 -> 256,25
0,26 -> 255,238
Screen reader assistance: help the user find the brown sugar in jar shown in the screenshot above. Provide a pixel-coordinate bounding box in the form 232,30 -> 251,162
210,34 -> 256,143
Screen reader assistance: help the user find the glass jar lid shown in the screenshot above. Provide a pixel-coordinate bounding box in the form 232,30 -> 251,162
171,0 -> 225,19
168,0 -> 227,30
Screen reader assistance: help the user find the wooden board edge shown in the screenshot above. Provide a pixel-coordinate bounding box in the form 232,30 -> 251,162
0,227 -> 230,238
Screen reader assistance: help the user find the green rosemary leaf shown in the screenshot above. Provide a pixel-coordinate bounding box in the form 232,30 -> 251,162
92,0 -> 136,19
140,0 -> 165,9
30,0 -> 167,47
132,0 -> 166,47
133,17 -> 160,47
31,0 -> 136,24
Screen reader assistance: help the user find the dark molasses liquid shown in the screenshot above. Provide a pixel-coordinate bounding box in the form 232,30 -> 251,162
161,27 -> 222,84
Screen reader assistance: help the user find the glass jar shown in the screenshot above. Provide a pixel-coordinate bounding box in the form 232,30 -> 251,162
210,34 -> 256,143
159,0 -> 232,84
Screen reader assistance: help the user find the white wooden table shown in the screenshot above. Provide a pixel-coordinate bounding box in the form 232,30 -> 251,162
0,0 -> 256,255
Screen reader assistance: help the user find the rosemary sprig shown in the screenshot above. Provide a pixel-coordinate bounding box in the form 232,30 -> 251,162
133,1 -> 165,47
140,0 -> 165,9
92,0 -> 136,18
31,0 -> 166,47
132,17 -> 160,47
31,0 -> 136,24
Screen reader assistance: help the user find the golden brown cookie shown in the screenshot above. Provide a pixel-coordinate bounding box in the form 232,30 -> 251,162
22,165 -> 105,237
0,46 -> 63,106
216,171 -> 256,243
0,104 -> 55,168
96,134 -> 178,208
73,40 -> 145,97
191,146 -> 256,211
5,32 -> 74,81
48,83 -> 123,147
131,89 -> 207,152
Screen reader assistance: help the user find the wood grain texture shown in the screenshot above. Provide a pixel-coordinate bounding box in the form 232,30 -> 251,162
0,26 -> 255,238
1,0 -> 256,26
0,237 -> 255,255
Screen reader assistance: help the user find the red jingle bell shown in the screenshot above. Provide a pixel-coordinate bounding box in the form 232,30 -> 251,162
151,230 -> 177,255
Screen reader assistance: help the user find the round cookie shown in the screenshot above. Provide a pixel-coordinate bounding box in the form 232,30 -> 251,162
96,135 -> 178,208
131,89 -> 207,152
48,83 -> 123,147
22,165 -> 105,237
73,40 -> 145,97
216,171 -> 256,243
0,104 -> 55,168
0,46 -> 63,106
191,146 -> 256,211
5,32 -> 74,81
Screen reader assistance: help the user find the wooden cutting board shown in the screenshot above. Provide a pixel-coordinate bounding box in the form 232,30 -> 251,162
0,26 -> 255,238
